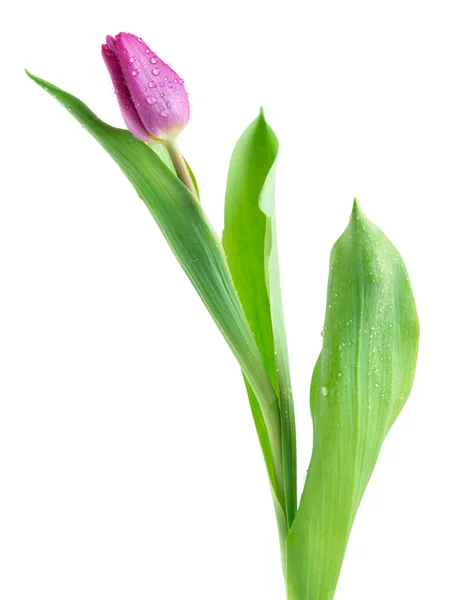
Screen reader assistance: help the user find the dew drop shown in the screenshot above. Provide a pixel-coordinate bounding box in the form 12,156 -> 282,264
160,109 -> 169,117
173,78 -> 178,84
149,81 -> 157,88
145,48 -> 151,54
129,57 -> 135,63
132,70 -> 139,76
321,386 -> 328,397
160,81 -> 166,87
150,57 -> 158,64
166,101 -> 172,109
167,82 -> 173,88
152,67 -> 160,76
146,96 -> 157,105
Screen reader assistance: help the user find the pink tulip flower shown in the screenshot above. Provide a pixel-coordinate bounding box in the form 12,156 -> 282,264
102,33 -> 190,142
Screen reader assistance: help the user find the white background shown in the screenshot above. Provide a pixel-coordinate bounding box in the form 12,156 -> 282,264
1,1 -> 449,598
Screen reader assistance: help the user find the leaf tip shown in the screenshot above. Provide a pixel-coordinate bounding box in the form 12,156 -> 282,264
258,106 -> 270,129
25,69 -> 43,87
351,197 -> 362,218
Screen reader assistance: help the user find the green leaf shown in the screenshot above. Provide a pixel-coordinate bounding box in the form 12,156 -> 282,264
222,110 -> 297,527
286,200 -> 420,599
26,71 -> 285,521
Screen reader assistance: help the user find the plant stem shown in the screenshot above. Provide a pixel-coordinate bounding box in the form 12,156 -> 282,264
165,140 -> 199,200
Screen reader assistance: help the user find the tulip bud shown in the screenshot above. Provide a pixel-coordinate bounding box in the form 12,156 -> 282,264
102,33 -> 190,142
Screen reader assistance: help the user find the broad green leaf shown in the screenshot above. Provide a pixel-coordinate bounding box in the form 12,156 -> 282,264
286,201 -> 419,599
222,110 -> 297,527
26,71 -> 285,520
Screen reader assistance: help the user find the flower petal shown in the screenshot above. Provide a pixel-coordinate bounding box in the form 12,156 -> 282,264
102,40 -> 149,141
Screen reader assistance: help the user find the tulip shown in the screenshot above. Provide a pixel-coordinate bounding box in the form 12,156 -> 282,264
102,33 -> 197,198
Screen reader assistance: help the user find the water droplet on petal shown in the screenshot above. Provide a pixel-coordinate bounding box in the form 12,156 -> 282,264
178,78 -> 184,84
321,386 -> 328,397
146,96 -> 157,105
167,82 -> 173,88
159,81 -> 166,87
132,70 -> 138,76
152,67 -> 160,76
149,81 -> 157,88
145,48 -> 150,54
160,109 -> 169,118
150,57 -> 158,64
173,78 -> 178,84
166,101 -> 172,109
129,57 -> 135,63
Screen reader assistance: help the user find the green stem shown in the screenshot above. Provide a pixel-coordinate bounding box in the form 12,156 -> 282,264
165,140 -> 199,200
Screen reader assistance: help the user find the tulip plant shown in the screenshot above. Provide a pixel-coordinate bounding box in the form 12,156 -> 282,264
27,32 -> 419,599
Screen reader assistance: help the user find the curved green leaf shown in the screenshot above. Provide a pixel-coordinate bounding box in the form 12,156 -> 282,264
26,71 -> 285,515
222,110 -> 297,526
286,200 -> 419,599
